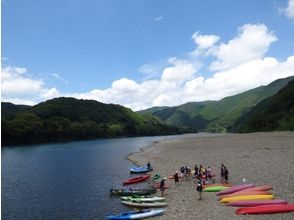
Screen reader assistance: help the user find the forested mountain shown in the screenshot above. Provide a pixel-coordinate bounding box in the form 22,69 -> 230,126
1,98 -> 180,146
233,80 -> 294,132
139,76 -> 294,132
1,102 -> 31,120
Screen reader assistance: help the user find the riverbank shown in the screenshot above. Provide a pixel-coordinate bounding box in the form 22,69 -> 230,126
128,132 -> 294,220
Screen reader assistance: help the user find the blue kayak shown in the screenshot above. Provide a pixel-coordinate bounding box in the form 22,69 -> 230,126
130,166 -> 152,173
107,209 -> 165,219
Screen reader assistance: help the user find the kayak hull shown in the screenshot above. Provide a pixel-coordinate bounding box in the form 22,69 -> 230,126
121,200 -> 168,208
216,184 -> 255,196
236,204 -> 294,215
202,183 -> 232,189
220,194 -> 274,203
107,209 -> 165,219
120,195 -> 166,202
228,199 -> 287,207
110,188 -> 157,196
219,190 -> 272,200
203,186 -> 229,192
123,175 -> 150,185
130,166 -> 152,173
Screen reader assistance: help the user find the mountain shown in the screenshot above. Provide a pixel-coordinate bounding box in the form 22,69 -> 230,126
137,106 -> 170,114
234,80 -> 294,132
1,102 -> 31,120
139,76 -> 294,132
1,97 -> 180,146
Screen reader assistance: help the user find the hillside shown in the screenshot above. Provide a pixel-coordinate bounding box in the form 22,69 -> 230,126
1,98 -> 180,146
234,80 -> 294,132
1,102 -> 31,120
139,76 -> 294,132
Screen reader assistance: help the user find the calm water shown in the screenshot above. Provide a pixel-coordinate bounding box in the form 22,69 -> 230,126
2,135 -> 181,220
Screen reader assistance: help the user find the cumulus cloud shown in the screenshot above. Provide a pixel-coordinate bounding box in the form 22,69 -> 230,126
209,24 -> 277,71
192,32 -> 220,49
1,66 -> 60,104
284,0 -> 294,19
2,23 -> 294,111
161,58 -> 198,83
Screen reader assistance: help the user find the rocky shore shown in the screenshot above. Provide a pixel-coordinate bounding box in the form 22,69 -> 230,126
128,132 -> 294,220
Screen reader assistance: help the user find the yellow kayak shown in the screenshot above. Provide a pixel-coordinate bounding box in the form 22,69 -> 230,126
220,195 -> 274,203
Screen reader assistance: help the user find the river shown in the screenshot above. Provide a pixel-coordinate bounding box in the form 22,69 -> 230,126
2,135 -> 182,219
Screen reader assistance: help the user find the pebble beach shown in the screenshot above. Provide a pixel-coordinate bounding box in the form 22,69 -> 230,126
128,132 -> 294,220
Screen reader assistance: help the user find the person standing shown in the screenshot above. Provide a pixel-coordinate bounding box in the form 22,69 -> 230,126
147,162 -> 151,171
195,176 -> 203,201
174,171 -> 179,185
220,164 -> 225,183
224,167 -> 229,183
160,177 -> 167,197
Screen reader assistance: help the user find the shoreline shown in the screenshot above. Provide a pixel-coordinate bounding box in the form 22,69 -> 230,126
127,132 -> 294,220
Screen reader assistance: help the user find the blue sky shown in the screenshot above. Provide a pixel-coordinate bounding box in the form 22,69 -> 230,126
2,0 -> 294,110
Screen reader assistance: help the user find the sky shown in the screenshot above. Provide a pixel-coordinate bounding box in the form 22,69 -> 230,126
2,0 -> 294,110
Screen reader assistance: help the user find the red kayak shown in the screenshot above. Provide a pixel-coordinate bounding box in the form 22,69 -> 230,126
123,174 -> 150,185
236,204 -> 294,214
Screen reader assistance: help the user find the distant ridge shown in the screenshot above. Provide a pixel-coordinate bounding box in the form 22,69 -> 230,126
138,76 -> 294,132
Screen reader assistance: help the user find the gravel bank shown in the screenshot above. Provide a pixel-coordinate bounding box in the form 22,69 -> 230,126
128,132 -> 294,220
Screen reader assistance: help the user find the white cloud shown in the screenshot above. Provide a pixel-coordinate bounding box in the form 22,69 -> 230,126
182,57 -> 294,103
2,23 -> 294,111
284,0 -> 294,19
192,32 -> 220,51
1,66 -> 60,104
161,58 -> 198,83
209,24 -> 277,71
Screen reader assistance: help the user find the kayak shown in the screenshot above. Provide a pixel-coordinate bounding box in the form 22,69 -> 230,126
220,194 -> 274,203
240,185 -> 272,192
227,199 -> 287,207
110,188 -> 157,196
203,186 -> 229,192
123,175 -> 150,185
107,209 -> 165,219
120,195 -> 166,202
121,200 -> 168,208
202,183 -> 232,189
216,184 -> 255,196
236,204 -> 294,215
219,190 -> 272,200
130,166 -> 152,173
152,174 -> 160,181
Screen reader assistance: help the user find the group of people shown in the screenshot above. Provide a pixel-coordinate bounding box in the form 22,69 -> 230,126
152,163 -> 229,200
194,164 -> 215,185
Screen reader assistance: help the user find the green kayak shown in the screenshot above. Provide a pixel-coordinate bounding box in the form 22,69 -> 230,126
152,174 -> 161,181
203,186 -> 229,192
